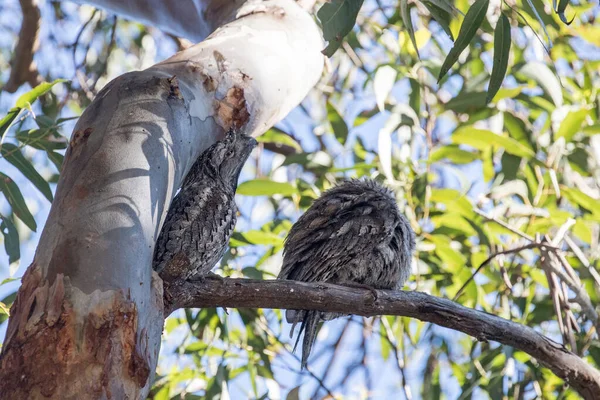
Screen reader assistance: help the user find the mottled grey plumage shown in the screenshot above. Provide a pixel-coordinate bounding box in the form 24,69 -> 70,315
278,179 -> 415,368
153,129 -> 257,281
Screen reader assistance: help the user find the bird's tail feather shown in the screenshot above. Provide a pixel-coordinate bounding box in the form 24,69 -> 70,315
285,309 -> 299,324
286,309 -> 320,369
298,310 -> 320,370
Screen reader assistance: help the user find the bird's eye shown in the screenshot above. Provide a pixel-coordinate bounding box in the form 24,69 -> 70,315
226,149 -> 234,158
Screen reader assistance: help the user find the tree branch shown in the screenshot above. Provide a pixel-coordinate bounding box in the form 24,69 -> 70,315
165,277 -> 600,399
3,0 -> 42,93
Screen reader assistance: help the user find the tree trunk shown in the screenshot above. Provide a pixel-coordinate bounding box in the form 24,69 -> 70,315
0,1 -> 323,398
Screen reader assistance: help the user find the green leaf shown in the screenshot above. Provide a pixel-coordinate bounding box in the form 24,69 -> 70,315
437,0 -> 489,82
562,187 -> 600,216
487,14 -> 511,103
0,173 -> 36,231
1,143 -> 52,201
482,146 -> 495,182
231,230 -> 284,247
556,0 -> 574,25
35,115 -> 55,129
568,147 -> 589,175
445,91 -> 488,113
283,151 -> 332,170
256,128 -> 302,153
492,87 -> 523,101
503,112 -> 535,151
422,1 -> 455,40
16,129 -> 68,151
452,126 -> 536,159
500,153 -> 521,181
430,189 -> 474,217
429,145 -> 480,164
409,78 -> 421,116
237,179 -> 298,196
47,151 -> 64,172
517,62 -> 563,107
327,101 -> 349,145
0,109 -> 21,140
583,124 -> 600,136
317,0 -> 364,57
15,80 -> 67,109
0,214 -> 20,265
1,81 -> 67,139
1,277 -> 19,286
556,108 -> 590,141
401,0 -> 420,58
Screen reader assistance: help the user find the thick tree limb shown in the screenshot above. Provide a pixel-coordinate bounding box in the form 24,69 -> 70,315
165,277 -> 600,399
3,0 -> 42,93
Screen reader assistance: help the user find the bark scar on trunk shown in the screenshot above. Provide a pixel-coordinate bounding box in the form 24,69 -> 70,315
69,127 -> 93,149
167,75 -> 182,99
236,3 -> 286,19
216,86 -> 250,130
0,263 -> 151,399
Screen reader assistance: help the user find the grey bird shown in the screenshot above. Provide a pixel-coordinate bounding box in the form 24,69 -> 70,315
153,129 -> 257,281
278,179 -> 415,368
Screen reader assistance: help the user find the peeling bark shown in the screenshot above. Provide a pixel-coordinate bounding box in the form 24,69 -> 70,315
1,264 -> 161,399
0,1 -> 323,398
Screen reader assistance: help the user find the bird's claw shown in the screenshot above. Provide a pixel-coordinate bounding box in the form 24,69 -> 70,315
343,283 -> 379,303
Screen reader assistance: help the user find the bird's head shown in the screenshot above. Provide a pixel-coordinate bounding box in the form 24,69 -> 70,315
204,129 -> 257,191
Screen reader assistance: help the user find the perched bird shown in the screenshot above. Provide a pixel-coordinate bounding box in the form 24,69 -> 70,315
153,129 -> 257,281
278,179 -> 415,368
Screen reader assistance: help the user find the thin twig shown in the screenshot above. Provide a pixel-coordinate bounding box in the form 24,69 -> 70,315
475,209 -> 535,241
452,243 -> 557,301
381,317 -> 411,400
564,235 -> 600,287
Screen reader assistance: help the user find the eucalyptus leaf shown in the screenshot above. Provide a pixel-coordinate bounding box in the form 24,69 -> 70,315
1,143 -> 53,201
438,0 -> 489,82
47,151 -> 65,172
487,14 -> 511,103
556,0 -> 574,25
317,0 -> 364,56
430,145 -> 480,164
452,126 -> 536,159
237,179 -> 298,196
422,0 -> 455,40
0,172 -> 37,231
556,108 -> 590,141
15,80 -> 67,109
0,214 -> 20,265
517,62 -> 563,107
327,101 -> 349,145
256,128 -> 302,153
401,0 -> 420,58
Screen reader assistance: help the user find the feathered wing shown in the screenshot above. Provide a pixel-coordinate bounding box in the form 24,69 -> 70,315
153,182 -> 237,280
278,180 -> 405,368
279,183 -> 400,285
